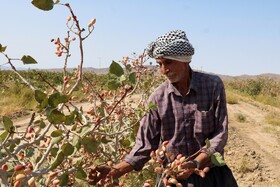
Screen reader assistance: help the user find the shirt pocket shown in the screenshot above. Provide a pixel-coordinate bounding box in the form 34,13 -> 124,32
194,107 -> 215,138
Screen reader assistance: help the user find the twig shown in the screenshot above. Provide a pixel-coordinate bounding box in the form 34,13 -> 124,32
37,72 -> 59,92
34,143 -> 54,171
0,123 -> 52,165
2,53 -> 36,91
63,3 -> 85,95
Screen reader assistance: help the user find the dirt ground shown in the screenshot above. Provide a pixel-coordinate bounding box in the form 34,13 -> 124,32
9,97 -> 280,187
225,99 -> 280,187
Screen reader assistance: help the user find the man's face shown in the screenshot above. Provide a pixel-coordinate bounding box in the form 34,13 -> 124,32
156,58 -> 187,83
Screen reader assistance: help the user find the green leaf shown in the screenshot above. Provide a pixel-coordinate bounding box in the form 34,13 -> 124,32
46,106 -> 55,116
120,139 -> 131,148
65,112 -> 76,125
109,61 -> 124,77
50,147 -> 59,157
9,143 -> 16,152
0,44 -> 7,52
108,79 -> 120,90
35,90 -> 48,104
72,135 -> 80,148
34,139 -> 41,146
50,151 -> 64,169
84,142 -> 98,153
47,109 -> 66,124
0,131 -> 8,141
211,152 -> 226,166
9,139 -> 21,152
72,156 -> 83,166
39,178 -> 46,185
51,129 -> 63,137
35,153 -> 42,164
2,116 -> 13,132
81,136 -> 98,153
59,173 -> 69,186
61,143 -> 74,156
120,75 -> 126,82
31,0 -> 54,11
25,147 -> 35,158
205,139 -> 211,149
148,101 -> 157,110
39,120 -> 46,128
100,137 -> 112,144
136,108 -> 144,118
51,136 -> 63,144
48,92 -> 68,108
34,90 -> 47,103
40,97 -> 49,109
80,125 -> 92,136
71,123 -> 77,131
74,167 -> 87,180
129,72 -> 136,84
21,55 -> 38,64
125,64 -> 132,72
81,136 -> 92,145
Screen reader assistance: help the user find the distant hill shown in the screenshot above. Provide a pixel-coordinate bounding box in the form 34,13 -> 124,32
40,67 -> 109,74
43,67 -> 280,80
216,73 -> 280,81
0,66 -> 27,71
1,65 -> 280,81
0,66 -> 108,74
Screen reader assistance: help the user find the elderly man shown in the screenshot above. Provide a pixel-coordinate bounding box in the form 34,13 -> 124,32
88,30 -> 238,187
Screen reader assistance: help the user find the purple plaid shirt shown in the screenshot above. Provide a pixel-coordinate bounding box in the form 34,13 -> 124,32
124,70 -> 228,171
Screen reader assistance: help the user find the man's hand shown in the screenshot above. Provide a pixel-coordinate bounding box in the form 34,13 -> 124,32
176,161 -> 210,180
175,161 -> 195,180
88,165 -> 113,186
88,161 -> 134,186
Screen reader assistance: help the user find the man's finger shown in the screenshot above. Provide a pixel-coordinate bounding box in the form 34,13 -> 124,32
203,167 -> 210,173
181,161 -> 196,170
176,170 -> 193,180
88,165 -> 111,185
194,168 -> 206,178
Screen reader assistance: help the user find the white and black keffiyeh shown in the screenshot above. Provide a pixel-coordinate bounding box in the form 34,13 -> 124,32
146,30 -> 195,60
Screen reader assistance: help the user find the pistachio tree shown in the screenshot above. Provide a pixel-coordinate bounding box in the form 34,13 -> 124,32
0,1 -> 160,186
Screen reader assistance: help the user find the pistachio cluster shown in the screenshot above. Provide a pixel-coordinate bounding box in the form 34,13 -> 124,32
146,141 -> 209,187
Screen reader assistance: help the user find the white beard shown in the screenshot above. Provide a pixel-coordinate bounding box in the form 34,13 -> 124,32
166,72 -> 183,83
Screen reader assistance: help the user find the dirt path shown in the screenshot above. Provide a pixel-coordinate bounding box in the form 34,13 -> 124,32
226,100 -> 280,187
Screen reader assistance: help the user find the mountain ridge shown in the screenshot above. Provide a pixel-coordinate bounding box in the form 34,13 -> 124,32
1,66 -> 280,80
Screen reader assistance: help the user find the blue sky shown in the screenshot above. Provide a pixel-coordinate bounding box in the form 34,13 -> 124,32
1,0 -> 279,76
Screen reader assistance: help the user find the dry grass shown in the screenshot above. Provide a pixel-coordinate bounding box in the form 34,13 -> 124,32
238,157 -> 256,174
235,113 -> 246,123
255,95 -> 280,108
265,113 -> 280,127
226,91 -> 239,105
0,84 -> 37,116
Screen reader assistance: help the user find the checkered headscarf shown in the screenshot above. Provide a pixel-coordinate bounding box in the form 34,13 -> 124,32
146,30 -> 195,61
